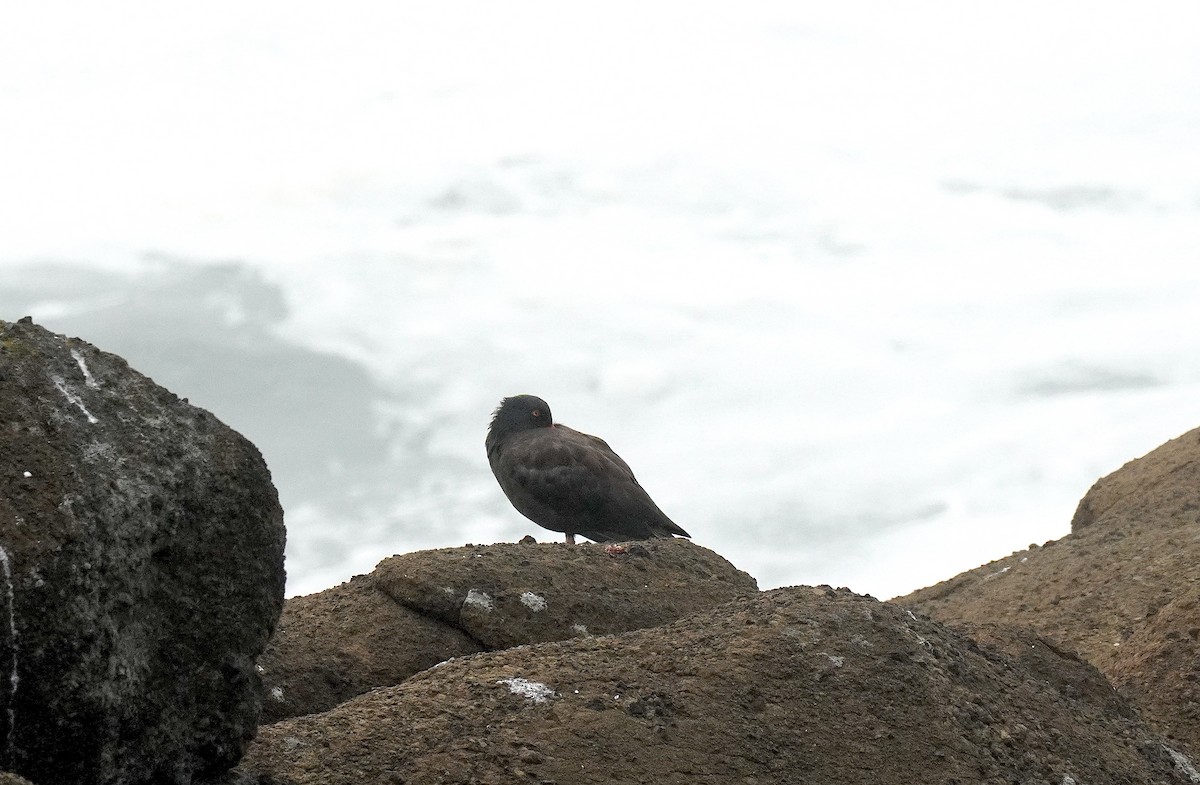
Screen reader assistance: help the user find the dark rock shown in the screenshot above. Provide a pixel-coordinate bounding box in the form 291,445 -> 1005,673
0,319 -> 286,784
949,623 -> 1135,720
0,262 -> 397,551
1069,427 -> 1200,533
258,574 -> 483,724
374,538 -> 757,650
238,587 -> 1194,784
261,539 -> 757,722
900,425 -> 1200,759
1105,585 -> 1200,756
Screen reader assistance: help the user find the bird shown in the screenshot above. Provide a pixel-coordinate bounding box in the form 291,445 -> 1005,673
486,394 -> 691,544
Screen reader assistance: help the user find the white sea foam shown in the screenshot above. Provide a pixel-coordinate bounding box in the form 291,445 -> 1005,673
1,2 -> 1198,600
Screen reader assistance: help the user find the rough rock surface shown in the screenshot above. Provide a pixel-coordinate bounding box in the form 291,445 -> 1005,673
239,587 -> 1195,785
375,539 -> 758,649
901,425 -> 1200,758
261,539 -> 757,721
0,318 -> 286,784
1105,584 -> 1200,755
259,574 -> 483,724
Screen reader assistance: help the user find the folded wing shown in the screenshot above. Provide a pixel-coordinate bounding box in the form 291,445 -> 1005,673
502,426 -> 689,541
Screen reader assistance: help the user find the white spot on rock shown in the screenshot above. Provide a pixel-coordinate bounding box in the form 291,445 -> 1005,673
497,677 -> 556,704
1165,746 -> 1200,783
983,566 -> 1010,581
520,592 -> 547,612
572,623 -> 590,636
52,376 -> 98,424
0,544 -> 18,752
21,472 -> 30,478
270,686 -> 284,701
463,589 -> 493,612
71,348 -> 99,389
824,654 -> 845,667
81,441 -> 119,465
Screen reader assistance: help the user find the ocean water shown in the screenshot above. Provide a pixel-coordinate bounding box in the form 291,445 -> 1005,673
2,3 -> 1198,599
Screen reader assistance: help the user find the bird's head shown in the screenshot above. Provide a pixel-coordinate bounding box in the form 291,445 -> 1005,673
489,394 -> 554,439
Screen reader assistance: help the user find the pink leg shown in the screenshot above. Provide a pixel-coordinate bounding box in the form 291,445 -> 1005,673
565,533 -> 576,545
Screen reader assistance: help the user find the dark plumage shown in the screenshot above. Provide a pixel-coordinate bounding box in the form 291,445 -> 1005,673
486,394 -> 691,544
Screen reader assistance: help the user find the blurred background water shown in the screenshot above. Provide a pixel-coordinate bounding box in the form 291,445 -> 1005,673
2,2 -> 1198,598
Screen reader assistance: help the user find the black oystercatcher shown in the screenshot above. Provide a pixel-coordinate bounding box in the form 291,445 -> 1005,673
486,395 -> 691,544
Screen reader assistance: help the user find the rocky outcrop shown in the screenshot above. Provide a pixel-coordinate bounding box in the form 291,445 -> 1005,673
1105,584 -> 1200,754
901,426 -> 1200,758
0,318 -> 286,785
374,538 -> 758,649
241,587 -> 1196,785
8,314 -> 1200,784
260,539 -> 757,721
258,574 -> 483,724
